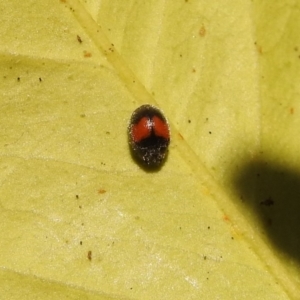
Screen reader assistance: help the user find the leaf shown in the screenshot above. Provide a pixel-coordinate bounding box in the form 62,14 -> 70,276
0,0 -> 299,299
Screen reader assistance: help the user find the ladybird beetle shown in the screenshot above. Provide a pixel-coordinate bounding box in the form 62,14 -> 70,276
128,104 -> 170,167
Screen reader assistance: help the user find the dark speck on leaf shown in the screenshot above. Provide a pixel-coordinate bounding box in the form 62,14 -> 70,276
260,197 -> 274,206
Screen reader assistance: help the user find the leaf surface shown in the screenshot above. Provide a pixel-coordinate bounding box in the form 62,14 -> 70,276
0,0 -> 300,299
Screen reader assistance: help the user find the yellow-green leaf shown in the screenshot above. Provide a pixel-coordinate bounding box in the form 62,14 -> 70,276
1,0 -> 299,299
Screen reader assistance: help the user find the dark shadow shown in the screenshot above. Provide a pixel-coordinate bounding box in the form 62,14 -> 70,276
233,159 -> 300,263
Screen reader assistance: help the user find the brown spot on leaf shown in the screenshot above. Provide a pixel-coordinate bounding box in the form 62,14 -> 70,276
83,51 -> 92,57
77,35 -> 82,43
199,26 -> 206,37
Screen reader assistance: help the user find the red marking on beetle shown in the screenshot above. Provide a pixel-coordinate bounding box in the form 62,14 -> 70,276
132,117 -> 151,142
98,189 -> 106,194
152,116 -> 170,139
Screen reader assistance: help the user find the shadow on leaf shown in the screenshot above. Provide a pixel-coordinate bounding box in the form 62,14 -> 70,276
234,159 -> 300,263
